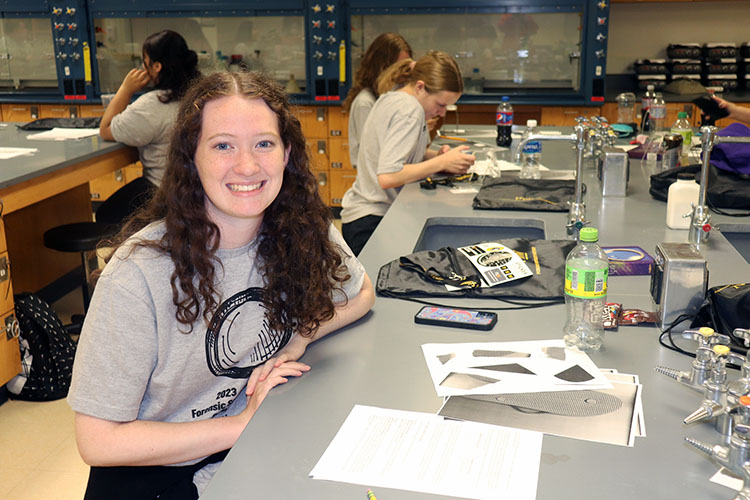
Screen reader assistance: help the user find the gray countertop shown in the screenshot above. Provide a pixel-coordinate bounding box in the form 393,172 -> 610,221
201,126 -> 749,500
0,124 -> 125,191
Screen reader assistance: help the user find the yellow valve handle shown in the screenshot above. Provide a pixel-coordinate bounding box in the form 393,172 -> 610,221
713,345 -> 730,356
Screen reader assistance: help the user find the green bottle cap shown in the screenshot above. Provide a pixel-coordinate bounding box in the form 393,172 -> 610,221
678,112 -> 687,118
580,227 -> 598,242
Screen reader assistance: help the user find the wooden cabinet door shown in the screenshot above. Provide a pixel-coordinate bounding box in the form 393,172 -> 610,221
541,106 -> 600,126
327,106 -> 348,139
664,103 -> 695,130
313,169 -> 330,206
307,140 -> 329,172
329,137 -> 353,171
329,170 -> 357,207
79,104 -> 107,117
295,106 -> 328,139
40,104 -> 78,118
0,310 -> 20,387
1,104 -> 39,122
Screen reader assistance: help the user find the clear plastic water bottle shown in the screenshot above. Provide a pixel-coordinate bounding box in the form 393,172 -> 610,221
650,93 -> 667,133
496,96 -> 513,147
563,227 -> 608,351
670,111 -> 693,159
519,119 -> 542,179
640,84 -> 656,132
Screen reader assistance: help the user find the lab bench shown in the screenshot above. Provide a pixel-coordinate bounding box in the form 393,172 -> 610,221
0,125 -> 137,386
200,126 -> 749,500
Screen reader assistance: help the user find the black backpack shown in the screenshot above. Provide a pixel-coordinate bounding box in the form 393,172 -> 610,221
6,293 -> 77,401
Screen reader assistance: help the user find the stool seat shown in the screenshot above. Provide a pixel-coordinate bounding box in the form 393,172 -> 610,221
43,222 -> 117,253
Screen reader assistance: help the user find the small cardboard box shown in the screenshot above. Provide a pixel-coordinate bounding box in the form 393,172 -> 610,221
602,246 -> 654,276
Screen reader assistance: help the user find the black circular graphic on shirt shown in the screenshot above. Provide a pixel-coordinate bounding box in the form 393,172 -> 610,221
205,287 -> 292,379
477,251 -> 512,267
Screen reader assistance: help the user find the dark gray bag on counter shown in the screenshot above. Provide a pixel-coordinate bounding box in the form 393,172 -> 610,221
376,238 -> 575,300
472,178 -> 579,212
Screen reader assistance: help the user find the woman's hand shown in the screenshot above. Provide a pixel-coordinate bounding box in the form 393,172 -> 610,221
439,145 -> 475,174
243,359 -> 310,417
121,68 -> 152,95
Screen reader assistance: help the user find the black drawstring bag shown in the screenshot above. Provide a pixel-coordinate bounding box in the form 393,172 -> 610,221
377,238 -> 575,300
18,117 -> 101,130
473,178 -> 581,212
649,163 -> 750,211
691,283 -> 750,347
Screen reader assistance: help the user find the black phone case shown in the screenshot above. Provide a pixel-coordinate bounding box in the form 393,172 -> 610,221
692,95 -> 730,120
414,307 -> 497,331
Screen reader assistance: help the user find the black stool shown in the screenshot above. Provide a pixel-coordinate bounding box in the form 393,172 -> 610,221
43,222 -> 117,314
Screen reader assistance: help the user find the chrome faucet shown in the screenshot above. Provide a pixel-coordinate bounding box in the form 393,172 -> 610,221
690,127 -> 750,247
512,122 -> 590,239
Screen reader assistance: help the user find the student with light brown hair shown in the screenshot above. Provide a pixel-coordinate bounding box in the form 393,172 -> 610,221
343,33 -> 412,168
340,51 -> 475,256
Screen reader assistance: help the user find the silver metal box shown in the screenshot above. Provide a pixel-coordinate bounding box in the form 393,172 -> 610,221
650,242 -> 708,332
598,147 -> 629,197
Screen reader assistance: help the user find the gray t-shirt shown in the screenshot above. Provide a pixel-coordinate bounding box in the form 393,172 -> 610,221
340,91 -> 429,224
110,90 -> 178,187
347,88 -> 376,168
67,221 -> 365,492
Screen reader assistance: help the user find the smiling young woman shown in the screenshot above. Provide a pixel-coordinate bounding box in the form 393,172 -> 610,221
67,71 -> 374,500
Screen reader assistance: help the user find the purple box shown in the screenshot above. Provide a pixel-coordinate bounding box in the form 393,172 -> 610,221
602,246 -> 654,276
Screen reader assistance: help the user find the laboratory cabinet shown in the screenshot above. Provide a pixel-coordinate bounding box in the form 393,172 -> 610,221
0,0 -> 610,104
0,221 -> 19,388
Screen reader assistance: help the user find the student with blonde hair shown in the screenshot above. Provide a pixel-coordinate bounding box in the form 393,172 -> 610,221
343,33 -> 412,168
341,51 -> 475,255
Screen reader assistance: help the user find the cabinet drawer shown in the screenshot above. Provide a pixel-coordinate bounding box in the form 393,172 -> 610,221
307,140 -> 329,171
0,252 -> 13,316
329,170 -> 357,207
40,104 -> 78,118
0,310 -> 21,387
327,106 -> 348,138
295,106 -> 328,139
329,137 -> 353,171
313,169 -> 330,206
1,104 -> 39,122
79,104 -> 107,117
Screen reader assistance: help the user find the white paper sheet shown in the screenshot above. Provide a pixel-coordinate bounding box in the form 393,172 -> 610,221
0,147 -> 38,159
422,340 -> 613,397
310,405 -> 543,500
26,128 -> 99,141
711,467 -> 742,491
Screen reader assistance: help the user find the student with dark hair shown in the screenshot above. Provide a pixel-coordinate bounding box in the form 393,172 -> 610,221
97,30 -> 201,225
69,71 -> 375,499
343,33 -> 412,168
341,51 -> 475,256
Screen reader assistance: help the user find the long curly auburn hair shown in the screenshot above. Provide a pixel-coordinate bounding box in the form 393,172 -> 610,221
110,71 -> 350,336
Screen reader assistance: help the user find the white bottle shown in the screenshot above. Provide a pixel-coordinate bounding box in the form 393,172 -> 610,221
519,119 -> 542,179
666,173 -> 700,229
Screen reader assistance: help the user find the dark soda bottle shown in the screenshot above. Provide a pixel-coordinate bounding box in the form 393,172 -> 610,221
496,96 -> 513,147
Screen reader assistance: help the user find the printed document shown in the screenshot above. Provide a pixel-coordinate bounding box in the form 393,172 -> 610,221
310,405 -> 542,500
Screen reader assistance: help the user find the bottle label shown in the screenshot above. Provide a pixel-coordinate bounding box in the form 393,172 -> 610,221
650,105 -> 666,119
522,141 -> 541,154
496,111 -> 513,125
565,265 -> 608,298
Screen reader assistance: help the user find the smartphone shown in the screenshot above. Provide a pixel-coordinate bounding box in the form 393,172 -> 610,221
414,306 -> 498,331
692,95 -> 729,121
